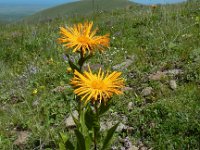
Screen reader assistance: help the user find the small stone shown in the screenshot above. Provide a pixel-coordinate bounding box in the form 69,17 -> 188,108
128,102 -> 134,111
129,145 -> 139,150
116,123 -> 127,132
65,110 -> 78,128
141,87 -> 153,96
140,146 -> 148,150
169,80 -> 177,90
112,59 -> 133,70
100,121 -> 113,131
14,131 -> 30,146
52,86 -> 70,93
123,86 -> 133,92
127,126 -> 134,134
149,71 -> 166,81
164,69 -> 183,76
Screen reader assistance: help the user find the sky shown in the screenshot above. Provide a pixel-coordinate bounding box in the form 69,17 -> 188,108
0,0 -> 78,5
131,0 -> 186,5
0,0 -> 187,5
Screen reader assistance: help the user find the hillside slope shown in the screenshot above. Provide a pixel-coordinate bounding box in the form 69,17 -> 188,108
23,0 -> 134,22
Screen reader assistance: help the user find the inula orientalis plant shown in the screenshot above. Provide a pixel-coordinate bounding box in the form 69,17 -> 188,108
58,21 -> 124,150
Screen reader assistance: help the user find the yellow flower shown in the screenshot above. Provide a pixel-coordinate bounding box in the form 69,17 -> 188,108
58,21 -> 110,55
32,89 -> 38,95
66,67 -> 72,73
70,66 -> 124,104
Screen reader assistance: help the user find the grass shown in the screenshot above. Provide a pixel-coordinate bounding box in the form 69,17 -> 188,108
0,0 -> 200,149
22,0 -> 134,23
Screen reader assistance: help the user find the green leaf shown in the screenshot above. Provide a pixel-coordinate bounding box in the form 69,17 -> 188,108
85,135 -> 92,150
59,143 -> 66,150
85,107 -> 94,130
75,129 -> 86,150
59,133 -> 75,150
65,140 -> 75,150
66,54 -> 80,72
60,132 -> 68,143
99,103 -> 111,116
101,123 -> 119,150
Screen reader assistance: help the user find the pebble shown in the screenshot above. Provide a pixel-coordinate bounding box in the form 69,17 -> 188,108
128,102 -> 134,111
65,110 -> 78,128
141,87 -> 153,96
169,80 -> 177,90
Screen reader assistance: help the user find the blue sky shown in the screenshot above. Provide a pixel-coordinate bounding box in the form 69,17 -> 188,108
0,0 -> 186,5
0,0 -> 78,5
131,0 -> 186,5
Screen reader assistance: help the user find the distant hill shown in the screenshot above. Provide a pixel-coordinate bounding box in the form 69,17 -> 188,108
23,0 -> 135,22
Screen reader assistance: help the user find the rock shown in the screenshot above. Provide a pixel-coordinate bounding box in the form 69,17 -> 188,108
120,137 -> 139,150
140,146 -> 148,150
100,120 -> 113,131
141,87 -> 153,96
112,59 -> 133,70
149,69 -> 183,81
149,71 -> 166,81
164,69 -> 183,76
123,86 -> 133,92
129,145 -> 139,150
128,102 -> 134,111
14,131 -> 30,146
169,80 -> 177,90
52,85 -> 71,93
83,63 -> 104,71
65,110 -> 78,128
116,123 -> 127,132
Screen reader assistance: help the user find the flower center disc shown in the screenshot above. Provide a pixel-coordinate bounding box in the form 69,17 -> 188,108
77,36 -> 90,45
91,80 -> 105,90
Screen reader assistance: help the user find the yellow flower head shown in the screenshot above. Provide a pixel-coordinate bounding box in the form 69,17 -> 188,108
66,67 -> 72,74
32,89 -> 38,95
70,66 -> 124,105
58,21 -> 110,55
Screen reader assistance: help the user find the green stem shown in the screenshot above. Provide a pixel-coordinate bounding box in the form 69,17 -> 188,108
94,102 -> 99,150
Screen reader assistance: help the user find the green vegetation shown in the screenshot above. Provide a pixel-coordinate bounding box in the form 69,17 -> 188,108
23,0 -> 134,23
0,0 -> 200,149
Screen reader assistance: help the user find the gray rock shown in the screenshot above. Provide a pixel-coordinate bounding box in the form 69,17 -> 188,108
164,69 -> 183,76
169,80 -> 177,90
149,71 -> 166,81
129,145 -> 139,150
128,102 -> 134,111
116,123 -> 127,132
112,59 -> 133,70
100,121 -> 113,131
141,87 -> 153,96
123,86 -> 133,92
65,110 -> 78,128
14,131 -> 30,146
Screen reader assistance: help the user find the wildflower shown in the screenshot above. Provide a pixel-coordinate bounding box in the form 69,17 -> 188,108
66,67 -> 72,73
32,89 -> 38,95
71,66 -> 124,104
58,21 -> 110,55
